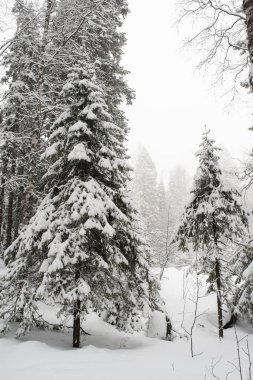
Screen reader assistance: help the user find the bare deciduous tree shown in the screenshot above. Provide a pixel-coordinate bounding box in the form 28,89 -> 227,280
178,0 -> 250,96
180,254 -> 205,357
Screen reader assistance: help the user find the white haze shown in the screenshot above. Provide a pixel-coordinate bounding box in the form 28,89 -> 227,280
123,0 -> 253,179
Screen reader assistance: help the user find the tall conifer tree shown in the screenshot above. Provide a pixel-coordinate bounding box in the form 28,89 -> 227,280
0,1 -> 163,348
0,0 -> 40,252
176,129 -> 248,338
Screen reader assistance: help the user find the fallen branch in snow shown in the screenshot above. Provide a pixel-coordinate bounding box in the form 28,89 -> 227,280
207,357 -> 223,380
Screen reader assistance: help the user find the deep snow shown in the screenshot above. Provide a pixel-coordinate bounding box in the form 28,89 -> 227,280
0,267 -> 252,380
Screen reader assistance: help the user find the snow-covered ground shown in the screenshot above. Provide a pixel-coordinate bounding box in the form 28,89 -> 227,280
1,268 -> 252,380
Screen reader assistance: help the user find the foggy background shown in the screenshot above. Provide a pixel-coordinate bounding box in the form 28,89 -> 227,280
122,0 -> 253,178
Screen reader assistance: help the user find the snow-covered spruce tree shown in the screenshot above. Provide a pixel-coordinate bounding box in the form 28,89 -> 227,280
40,0 -> 134,195
0,0 -> 40,252
229,239 -> 253,322
0,0 -> 133,250
1,66 -> 163,348
50,0 -> 134,120
176,129 -> 248,338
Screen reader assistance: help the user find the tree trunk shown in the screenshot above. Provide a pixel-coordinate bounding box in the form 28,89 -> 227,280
23,116 -> 40,224
13,163 -> 25,238
43,0 -> 54,40
23,0 -> 54,224
5,162 -> 16,250
5,190 -> 14,250
215,258 -> 223,339
243,0 -> 253,86
14,186 -> 24,239
73,299 -> 81,348
0,161 -> 6,246
212,214 -> 223,339
223,314 -> 237,329
73,262 -> 81,348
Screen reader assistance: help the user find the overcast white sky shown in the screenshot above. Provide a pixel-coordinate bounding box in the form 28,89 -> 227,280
122,0 -> 253,178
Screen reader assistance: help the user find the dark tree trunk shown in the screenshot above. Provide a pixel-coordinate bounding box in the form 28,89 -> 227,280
0,162 -> 6,244
223,314 -> 237,329
215,258 -> 223,339
165,315 -> 172,340
13,164 -> 25,238
243,0 -> 253,86
5,190 -> 14,250
44,0 -> 54,40
73,299 -> 81,348
23,116 -> 40,224
212,215 -> 223,339
24,1 -> 54,224
5,162 -> 16,250
14,186 -> 24,239
73,262 -> 81,348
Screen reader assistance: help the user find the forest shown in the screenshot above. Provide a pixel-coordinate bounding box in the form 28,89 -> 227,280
0,0 -> 253,379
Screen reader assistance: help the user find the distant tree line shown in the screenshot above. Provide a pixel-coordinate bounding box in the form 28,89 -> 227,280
131,145 -> 191,269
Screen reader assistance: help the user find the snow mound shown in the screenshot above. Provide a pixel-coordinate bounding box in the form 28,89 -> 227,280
147,311 -> 167,339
